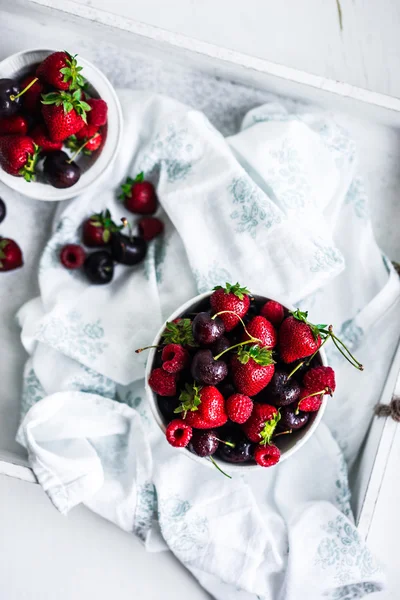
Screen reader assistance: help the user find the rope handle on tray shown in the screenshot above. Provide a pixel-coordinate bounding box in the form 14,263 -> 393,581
375,396 -> 400,422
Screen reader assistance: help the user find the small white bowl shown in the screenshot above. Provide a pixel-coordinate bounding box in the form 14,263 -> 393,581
0,48 -> 123,201
145,291 -> 328,473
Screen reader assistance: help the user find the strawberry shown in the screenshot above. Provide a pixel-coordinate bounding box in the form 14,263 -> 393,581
279,310 -> 323,364
161,343 -> 189,373
119,172 -> 158,215
242,403 -> 280,444
297,388 -> 324,412
242,315 -> 277,348
0,115 -> 28,136
176,383 -> 228,429
161,318 -> 196,347
87,98 -> 108,127
226,393 -> 253,424
303,366 -> 336,394
66,132 -> 102,155
0,238 -> 23,271
82,209 -> 122,247
0,135 -> 40,181
31,124 -> 63,152
210,282 -> 250,332
75,123 -> 98,140
231,345 -> 275,396
166,419 -> 192,448
260,300 -> 285,326
254,444 -> 280,467
148,368 -> 177,397
41,90 -> 91,142
36,51 -> 85,91
19,74 -> 44,114
138,217 -> 164,241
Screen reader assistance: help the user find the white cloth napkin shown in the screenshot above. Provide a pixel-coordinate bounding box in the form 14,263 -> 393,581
16,90 -> 400,600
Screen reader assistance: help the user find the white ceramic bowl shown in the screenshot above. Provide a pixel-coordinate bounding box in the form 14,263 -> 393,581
0,48 -> 123,201
145,291 -> 328,473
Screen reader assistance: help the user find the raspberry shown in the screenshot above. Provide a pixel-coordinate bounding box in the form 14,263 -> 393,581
254,444 -> 280,467
166,419 -> 192,447
148,368 -> 176,396
303,366 -> 336,394
138,217 -> 164,241
87,99 -> 108,127
60,244 -> 86,269
242,403 -> 280,443
226,393 -> 253,424
260,300 -> 285,326
76,124 -> 98,140
161,344 -> 189,373
297,388 -> 323,412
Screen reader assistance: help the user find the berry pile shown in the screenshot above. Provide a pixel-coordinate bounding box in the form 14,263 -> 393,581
0,51 -> 108,188
144,282 -> 363,472
0,197 -> 23,272
58,172 -> 164,283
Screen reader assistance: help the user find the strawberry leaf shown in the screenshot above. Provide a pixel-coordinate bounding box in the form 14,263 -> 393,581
213,282 -> 250,300
237,344 -> 274,366
290,308 -> 322,341
174,383 -> 202,418
134,172 -> 144,183
259,410 -> 281,445
161,318 -> 197,347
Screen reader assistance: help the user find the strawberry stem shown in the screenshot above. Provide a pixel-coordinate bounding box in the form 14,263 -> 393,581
67,133 -> 99,164
209,456 -> 232,478
10,77 -> 39,101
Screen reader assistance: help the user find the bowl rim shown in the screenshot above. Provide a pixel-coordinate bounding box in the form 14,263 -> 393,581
145,290 -> 328,473
0,48 -> 123,201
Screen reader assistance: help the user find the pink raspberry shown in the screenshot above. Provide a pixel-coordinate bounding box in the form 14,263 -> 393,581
148,368 -> 177,396
303,366 -> 336,394
161,343 -> 189,373
226,393 -> 253,424
166,419 -> 192,447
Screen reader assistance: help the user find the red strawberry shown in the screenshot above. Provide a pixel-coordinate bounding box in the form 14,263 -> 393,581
0,135 -> 39,181
226,393 -> 253,424
36,51 -> 85,91
161,343 -> 189,373
297,388 -> 324,412
231,345 -> 275,396
138,217 -> 164,241
210,282 -> 250,332
84,132 -> 102,152
82,210 -> 122,247
254,444 -> 280,467
41,90 -> 91,142
87,99 -> 108,127
31,124 -> 63,152
242,403 -> 280,444
119,172 -> 158,215
0,115 -> 28,136
0,238 -> 23,271
279,310 -> 323,364
66,131 -> 102,155
260,300 -> 285,326
176,384 -> 228,429
242,315 -> 277,348
166,419 -> 192,448
60,244 -> 86,269
19,75 -> 44,114
303,365 -> 336,394
148,368 -> 177,397
75,123 -> 98,140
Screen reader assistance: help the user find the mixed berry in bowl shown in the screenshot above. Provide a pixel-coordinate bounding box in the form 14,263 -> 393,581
143,283 -> 363,475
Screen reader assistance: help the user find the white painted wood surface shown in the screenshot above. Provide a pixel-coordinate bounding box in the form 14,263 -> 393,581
48,0 -> 400,98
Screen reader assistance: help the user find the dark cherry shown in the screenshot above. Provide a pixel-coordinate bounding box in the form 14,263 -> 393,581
210,335 -> 230,357
158,396 -> 180,422
110,232 -> 147,266
268,370 -> 289,396
0,198 -> 6,224
280,406 -> 309,430
189,429 -> 219,457
191,349 -> 228,385
84,250 -> 114,285
0,79 -> 21,118
259,369 -> 301,407
192,312 -> 225,345
217,433 -> 255,463
43,151 -> 81,188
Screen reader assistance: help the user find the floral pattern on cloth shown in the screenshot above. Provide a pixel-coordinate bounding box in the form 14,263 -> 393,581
134,482 -> 157,542
345,178 -> 369,221
143,235 -> 169,284
310,239 -> 345,273
228,176 -> 282,238
70,365 -> 117,399
315,515 -> 379,585
36,311 -> 108,362
324,582 -> 383,599
193,261 -> 232,294
20,367 -> 46,421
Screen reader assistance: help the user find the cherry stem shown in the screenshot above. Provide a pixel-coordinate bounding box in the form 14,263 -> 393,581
121,217 -> 133,241
209,455 -> 232,479
212,310 -> 262,361
274,429 -> 293,437
67,133 -> 99,164
10,77 -> 39,101
327,326 -> 363,370
135,344 -> 160,354
295,387 -> 331,414
215,438 -> 236,448
287,335 -> 330,380
213,339 -> 258,361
